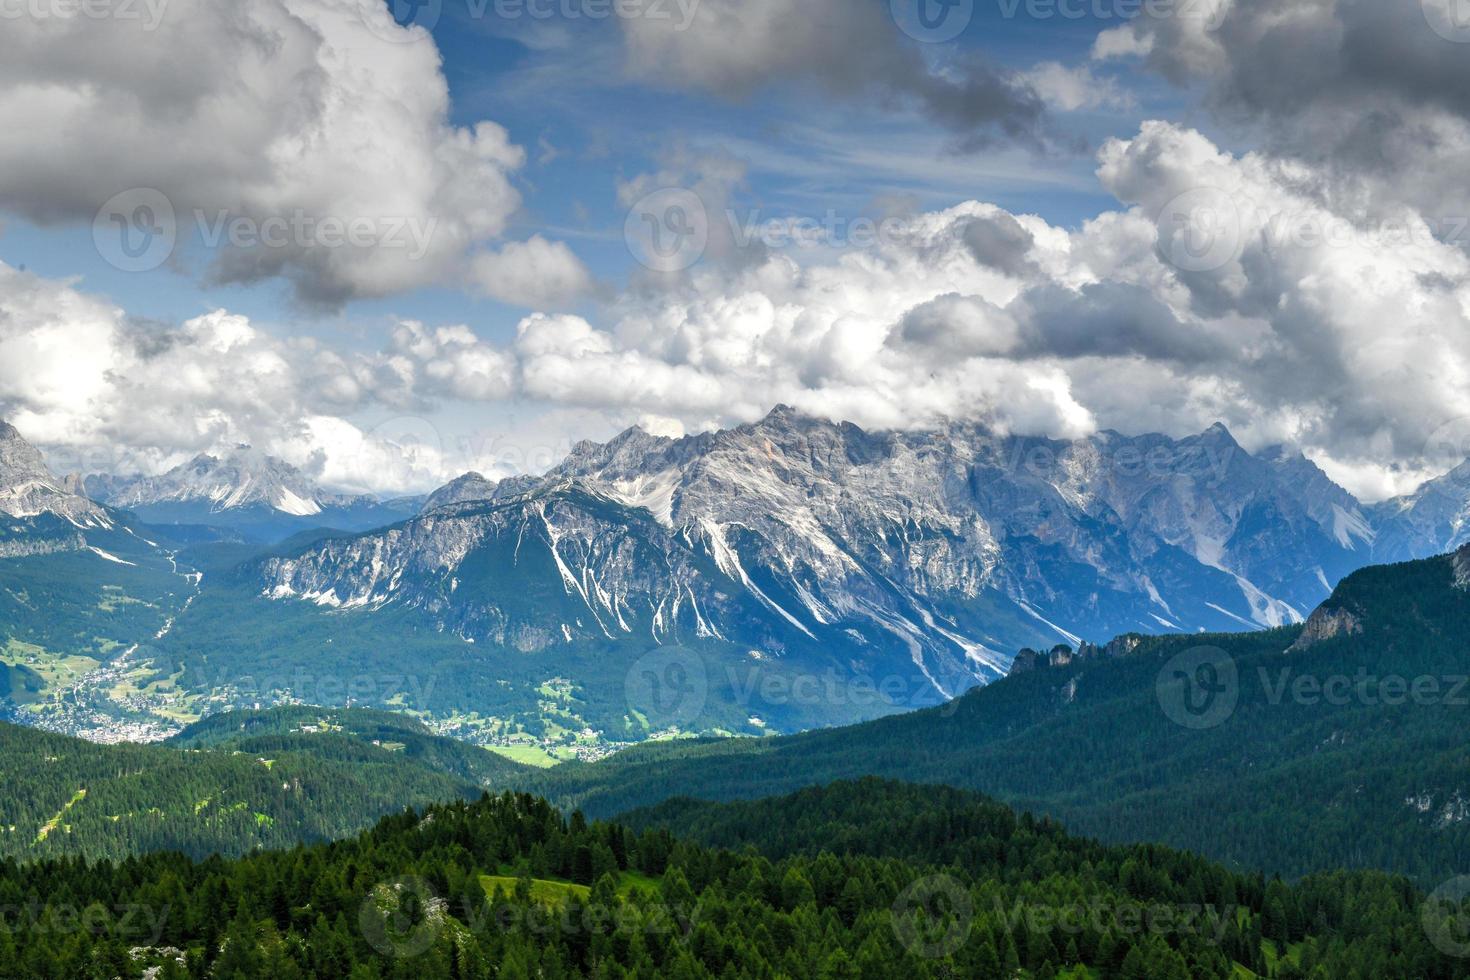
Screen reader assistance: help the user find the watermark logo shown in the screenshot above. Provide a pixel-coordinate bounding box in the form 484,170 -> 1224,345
989,0 -> 1228,28
0,0 -> 170,29
1424,876 -> 1470,957
360,876 -> 441,959
1422,416 -> 1470,472
625,188 -> 709,273
891,0 -> 973,43
891,874 -> 974,958
93,188 -> 177,274
92,190 -> 440,273
1156,187 -> 1243,273
625,646 -> 708,729
1424,0 -> 1470,43
1156,645 -> 1238,730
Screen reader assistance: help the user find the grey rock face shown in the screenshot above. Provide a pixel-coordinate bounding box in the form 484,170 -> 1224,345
1287,605 -> 1364,652
1373,463 -> 1470,562
0,422 -> 110,527
421,473 -> 498,514
257,409 -> 1403,692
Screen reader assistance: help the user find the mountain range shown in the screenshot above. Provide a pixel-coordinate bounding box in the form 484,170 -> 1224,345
251,407 -> 1454,701
9,409 -> 1470,745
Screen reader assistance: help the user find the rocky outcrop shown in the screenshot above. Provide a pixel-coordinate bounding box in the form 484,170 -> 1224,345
1453,543 -> 1470,590
1287,605 -> 1364,652
1009,633 -> 1147,677
1009,649 -> 1042,675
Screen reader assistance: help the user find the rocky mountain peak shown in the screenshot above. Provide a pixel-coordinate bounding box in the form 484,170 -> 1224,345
422,472 -> 498,513
95,447 -> 340,517
0,421 -> 110,526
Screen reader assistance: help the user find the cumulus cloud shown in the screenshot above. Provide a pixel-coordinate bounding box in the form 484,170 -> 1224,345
497,121 -> 1470,500
1101,0 -> 1470,244
470,237 -> 595,309
0,0 -> 585,307
0,261 -> 523,492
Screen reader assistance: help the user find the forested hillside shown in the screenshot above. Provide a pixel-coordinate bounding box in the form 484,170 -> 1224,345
0,709 -> 528,861
0,780 -> 1457,979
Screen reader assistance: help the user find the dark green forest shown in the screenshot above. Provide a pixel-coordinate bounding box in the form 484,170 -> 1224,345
0,709 -> 529,862
2,779 -> 1462,980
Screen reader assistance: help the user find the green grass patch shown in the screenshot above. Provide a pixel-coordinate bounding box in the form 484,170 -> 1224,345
488,744 -> 562,768
480,875 -> 591,906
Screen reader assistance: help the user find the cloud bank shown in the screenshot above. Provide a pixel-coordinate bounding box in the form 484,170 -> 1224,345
7,118 -> 1470,501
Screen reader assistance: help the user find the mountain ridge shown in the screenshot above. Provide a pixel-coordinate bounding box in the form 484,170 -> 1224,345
79,445 -> 420,541
255,408 -> 1395,691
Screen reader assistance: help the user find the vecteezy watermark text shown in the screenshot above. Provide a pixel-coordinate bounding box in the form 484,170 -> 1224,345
1155,186 -> 1470,274
205,668 -> 439,708
364,0 -> 700,40
0,0 -> 168,29
624,647 -> 955,732
0,901 -> 169,945
1157,645 -> 1470,730
93,188 -> 439,273
362,875 -> 699,959
995,896 -> 1236,947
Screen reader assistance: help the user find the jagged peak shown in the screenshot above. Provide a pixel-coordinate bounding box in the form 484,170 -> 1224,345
0,420 -> 111,524
1196,421 -> 1242,448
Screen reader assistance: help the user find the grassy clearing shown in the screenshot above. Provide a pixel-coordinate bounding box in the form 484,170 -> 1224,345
36,789 -> 87,843
480,876 -> 591,906
487,744 -> 562,768
479,871 -> 661,907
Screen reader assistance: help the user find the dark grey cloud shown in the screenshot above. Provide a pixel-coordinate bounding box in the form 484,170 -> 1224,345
961,213 -> 1039,278
1016,282 -> 1234,363
1119,0 -> 1470,231
620,0 -> 1048,148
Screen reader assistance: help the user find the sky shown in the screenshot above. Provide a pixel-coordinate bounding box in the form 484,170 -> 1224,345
3,0 -> 1470,502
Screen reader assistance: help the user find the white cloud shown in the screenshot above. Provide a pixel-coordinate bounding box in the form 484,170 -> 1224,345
470,237 -> 595,309
500,122 -> 1470,501
0,0 -> 585,307
1111,0 -> 1470,249
1091,25 -> 1154,61
1021,63 -> 1133,113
